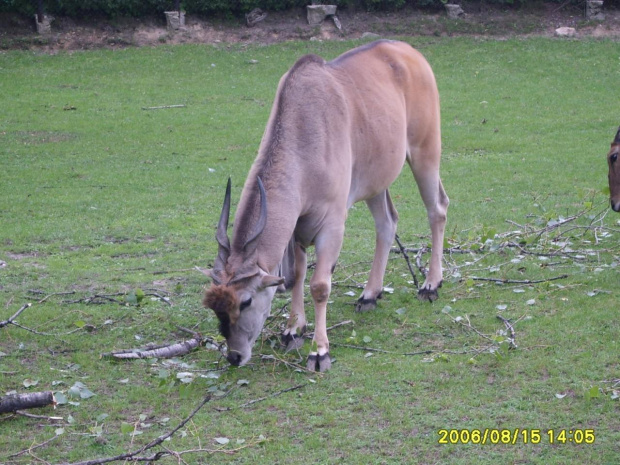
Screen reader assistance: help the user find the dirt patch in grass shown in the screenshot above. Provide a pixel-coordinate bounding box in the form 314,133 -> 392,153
1,4 -> 619,53
3,130 -> 77,144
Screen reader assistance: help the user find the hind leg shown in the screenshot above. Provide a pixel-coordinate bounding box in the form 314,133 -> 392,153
356,190 -> 399,312
407,151 -> 449,301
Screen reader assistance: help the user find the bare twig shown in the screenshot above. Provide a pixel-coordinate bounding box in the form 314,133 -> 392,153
15,411 -> 63,421
414,247 -> 427,278
9,433 -> 61,458
259,353 -> 311,372
240,383 -> 306,408
497,315 -> 517,349
28,291 -> 77,304
470,274 -> 568,285
394,234 -> 419,288
216,384 -> 307,412
0,303 -> 31,329
306,319 -> 354,339
329,343 -> 395,354
453,315 -> 495,343
62,293 -> 124,305
145,291 -> 173,306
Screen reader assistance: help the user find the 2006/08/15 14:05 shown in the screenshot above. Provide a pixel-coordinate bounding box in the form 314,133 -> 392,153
438,428 -> 595,445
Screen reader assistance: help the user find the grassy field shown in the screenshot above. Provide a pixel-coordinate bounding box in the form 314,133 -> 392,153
1,37 -> 619,464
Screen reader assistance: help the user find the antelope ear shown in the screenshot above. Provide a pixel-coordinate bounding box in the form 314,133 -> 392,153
195,266 -> 212,277
260,275 -> 285,289
196,267 -> 222,285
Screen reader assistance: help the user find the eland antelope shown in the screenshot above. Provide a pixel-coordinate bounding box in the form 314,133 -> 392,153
202,40 -> 449,371
608,126 -> 620,212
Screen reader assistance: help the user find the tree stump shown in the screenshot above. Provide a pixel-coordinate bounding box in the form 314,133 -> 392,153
445,4 -> 464,20
164,11 -> 186,32
34,14 -> 53,35
586,1 -> 605,21
307,5 -> 337,26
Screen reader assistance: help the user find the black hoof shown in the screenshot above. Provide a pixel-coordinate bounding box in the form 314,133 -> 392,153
281,332 -> 305,352
417,287 -> 439,302
355,292 -> 382,312
307,352 -> 331,372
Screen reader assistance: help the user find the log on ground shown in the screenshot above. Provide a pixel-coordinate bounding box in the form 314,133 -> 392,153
0,391 -> 56,414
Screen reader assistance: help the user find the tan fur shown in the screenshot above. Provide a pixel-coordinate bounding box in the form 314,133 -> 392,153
205,40 -> 448,370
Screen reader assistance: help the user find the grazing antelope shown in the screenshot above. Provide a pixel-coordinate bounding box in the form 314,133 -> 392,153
608,126 -> 620,212
202,40 -> 449,371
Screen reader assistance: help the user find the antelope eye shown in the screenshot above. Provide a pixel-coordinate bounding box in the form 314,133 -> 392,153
611,153 -> 618,163
240,298 -> 252,311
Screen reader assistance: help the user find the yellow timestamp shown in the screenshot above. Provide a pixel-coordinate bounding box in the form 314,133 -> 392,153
438,428 -> 596,445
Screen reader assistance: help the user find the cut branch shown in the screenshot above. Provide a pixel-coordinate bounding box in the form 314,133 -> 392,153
0,391 -> 56,414
0,303 -> 31,329
101,338 -> 202,360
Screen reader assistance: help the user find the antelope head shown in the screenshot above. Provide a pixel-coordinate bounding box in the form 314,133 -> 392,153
203,178 -> 284,366
608,127 -> 620,212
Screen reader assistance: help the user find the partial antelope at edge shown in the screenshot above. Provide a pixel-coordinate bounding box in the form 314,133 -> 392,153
607,126 -> 620,212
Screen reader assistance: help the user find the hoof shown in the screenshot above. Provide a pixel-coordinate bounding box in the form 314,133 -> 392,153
417,287 -> 439,302
307,352 -> 331,372
355,292 -> 382,312
281,332 -> 305,352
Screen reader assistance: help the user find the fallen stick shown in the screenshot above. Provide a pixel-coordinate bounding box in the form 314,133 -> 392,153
141,104 -> 186,110
0,391 -> 56,414
101,338 -> 202,360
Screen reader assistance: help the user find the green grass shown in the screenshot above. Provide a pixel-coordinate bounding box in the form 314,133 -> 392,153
1,37 -> 619,464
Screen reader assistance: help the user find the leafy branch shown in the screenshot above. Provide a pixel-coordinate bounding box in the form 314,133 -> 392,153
62,394 -> 213,465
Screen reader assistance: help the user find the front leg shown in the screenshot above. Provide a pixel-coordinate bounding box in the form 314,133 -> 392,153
282,243 -> 307,352
306,223 -> 344,372
306,281 -> 332,372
